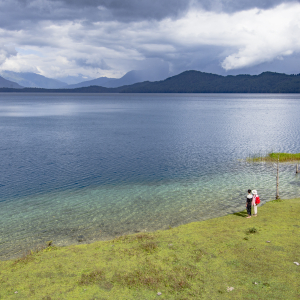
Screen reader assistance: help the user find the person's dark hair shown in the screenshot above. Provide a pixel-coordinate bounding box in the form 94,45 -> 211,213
248,189 -> 251,193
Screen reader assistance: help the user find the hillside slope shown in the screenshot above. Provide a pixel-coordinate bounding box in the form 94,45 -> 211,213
0,71 -> 66,89
0,76 -> 23,88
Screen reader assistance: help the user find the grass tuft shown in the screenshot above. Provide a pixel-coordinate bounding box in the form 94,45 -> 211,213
78,269 -> 105,285
191,249 -> 205,262
140,241 -> 158,253
78,269 -> 113,290
135,233 -> 154,241
46,240 -> 52,247
12,245 -> 45,265
271,199 -> 283,203
246,227 -> 258,234
112,264 -> 196,292
12,250 -> 36,265
12,242 -> 57,265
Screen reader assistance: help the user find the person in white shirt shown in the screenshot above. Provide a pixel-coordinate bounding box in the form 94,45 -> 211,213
252,190 -> 258,216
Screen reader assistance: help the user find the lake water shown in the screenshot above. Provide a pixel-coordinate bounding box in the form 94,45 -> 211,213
0,93 -> 299,260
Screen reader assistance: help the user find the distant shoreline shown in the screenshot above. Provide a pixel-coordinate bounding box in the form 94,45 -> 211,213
2,70 -> 300,93
2,90 -> 300,94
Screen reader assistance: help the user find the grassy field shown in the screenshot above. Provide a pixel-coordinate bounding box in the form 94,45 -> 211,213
248,152 -> 300,162
0,198 -> 299,299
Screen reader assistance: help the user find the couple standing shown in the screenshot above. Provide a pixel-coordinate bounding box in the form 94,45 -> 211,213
246,189 -> 260,218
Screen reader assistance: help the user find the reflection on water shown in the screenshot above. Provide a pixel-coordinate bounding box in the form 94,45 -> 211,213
0,93 -> 299,260
0,100 -> 130,117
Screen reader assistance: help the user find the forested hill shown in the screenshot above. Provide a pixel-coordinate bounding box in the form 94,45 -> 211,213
118,71 -> 300,93
1,71 -> 300,93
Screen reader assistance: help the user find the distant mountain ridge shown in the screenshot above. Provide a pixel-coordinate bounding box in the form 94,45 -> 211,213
0,76 -> 23,88
0,68 -> 168,89
65,76 -> 116,89
1,70 -> 300,93
65,69 -> 168,89
0,71 -> 67,89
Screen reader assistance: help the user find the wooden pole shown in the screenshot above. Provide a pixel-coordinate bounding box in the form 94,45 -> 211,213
276,158 -> 279,199
296,164 -> 299,174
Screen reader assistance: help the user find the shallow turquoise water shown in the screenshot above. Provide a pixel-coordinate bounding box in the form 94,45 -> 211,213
0,93 -> 299,259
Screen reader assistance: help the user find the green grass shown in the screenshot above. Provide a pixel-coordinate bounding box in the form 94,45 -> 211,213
248,152 -> 300,162
0,198 -> 299,299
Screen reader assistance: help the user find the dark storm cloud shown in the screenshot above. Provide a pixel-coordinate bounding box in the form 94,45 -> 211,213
72,0 -> 300,12
0,0 -> 189,29
75,57 -> 111,70
195,0 -> 300,12
65,0 -> 190,21
1,0 -> 300,78
1,0 -> 299,29
38,0 -> 300,18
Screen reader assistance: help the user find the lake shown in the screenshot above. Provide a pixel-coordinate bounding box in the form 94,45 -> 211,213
0,93 -> 299,260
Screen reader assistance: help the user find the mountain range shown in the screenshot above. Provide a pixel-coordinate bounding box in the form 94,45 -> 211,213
65,69 -> 168,89
110,70 -> 300,93
1,70 -> 300,93
0,69 -> 168,89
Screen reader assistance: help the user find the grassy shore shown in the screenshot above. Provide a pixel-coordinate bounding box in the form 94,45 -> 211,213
0,198 -> 299,299
248,152 -> 300,162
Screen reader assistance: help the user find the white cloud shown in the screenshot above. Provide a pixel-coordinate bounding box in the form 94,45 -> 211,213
0,44 -> 17,65
154,3 -> 300,70
1,2 -> 300,78
219,4 -> 300,69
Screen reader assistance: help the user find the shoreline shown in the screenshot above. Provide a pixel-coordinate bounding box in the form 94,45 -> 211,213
1,197 -> 299,262
0,198 -> 269,261
0,197 -> 299,299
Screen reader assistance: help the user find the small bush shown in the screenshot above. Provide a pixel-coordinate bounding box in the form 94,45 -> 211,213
246,227 -> 258,234
46,241 -> 52,247
263,282 -> 271,288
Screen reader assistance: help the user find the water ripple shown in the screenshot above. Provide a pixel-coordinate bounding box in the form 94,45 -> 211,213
0,93 -> 299,259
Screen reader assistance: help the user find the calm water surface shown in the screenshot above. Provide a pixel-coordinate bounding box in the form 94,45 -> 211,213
0,93 -> 299,259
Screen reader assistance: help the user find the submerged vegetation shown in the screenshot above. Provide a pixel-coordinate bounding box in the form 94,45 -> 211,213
0,198 -> 299,299
248,152 -> 300,162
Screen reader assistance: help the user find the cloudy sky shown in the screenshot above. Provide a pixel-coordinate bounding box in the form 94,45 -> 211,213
1,0 -> 300,81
